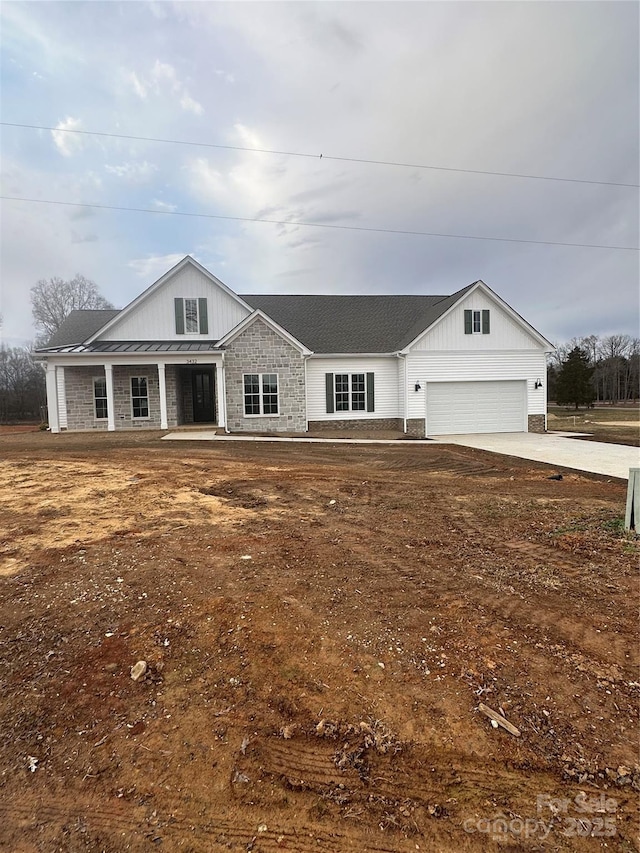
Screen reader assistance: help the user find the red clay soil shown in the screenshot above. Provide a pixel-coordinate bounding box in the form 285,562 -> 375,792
0,431 -> 638,852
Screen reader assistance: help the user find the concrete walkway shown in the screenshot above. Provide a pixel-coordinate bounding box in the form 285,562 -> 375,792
430,432 -> 640,479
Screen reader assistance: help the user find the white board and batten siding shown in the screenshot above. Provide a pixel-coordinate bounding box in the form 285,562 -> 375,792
101,264 -> 250,342
411,291 -> 541,352
306,357 -> 402,421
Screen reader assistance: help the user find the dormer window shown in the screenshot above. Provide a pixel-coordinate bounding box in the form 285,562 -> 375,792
464,309 -> 490,335
175,297 -> 208,335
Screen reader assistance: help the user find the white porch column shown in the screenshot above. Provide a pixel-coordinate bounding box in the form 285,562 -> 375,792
45,363 -> 59,433
104,364 -> 115,431
219,354 -> 227,430
157,363 -> 168,430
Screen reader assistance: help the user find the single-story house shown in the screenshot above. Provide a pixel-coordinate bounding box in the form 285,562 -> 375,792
37,255 -> 553,437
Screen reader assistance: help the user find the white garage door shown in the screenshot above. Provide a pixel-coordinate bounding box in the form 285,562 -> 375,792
426,380 -> 526,435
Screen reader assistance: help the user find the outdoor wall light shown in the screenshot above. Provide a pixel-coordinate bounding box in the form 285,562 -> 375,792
414,382 -> 422,392
534,379 -> 543,389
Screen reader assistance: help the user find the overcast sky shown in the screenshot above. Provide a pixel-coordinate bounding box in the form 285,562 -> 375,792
1,1 -> 638,348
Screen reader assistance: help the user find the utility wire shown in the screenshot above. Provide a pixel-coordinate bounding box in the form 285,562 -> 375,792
2,122 -> 638,189
2,195 -> 637,251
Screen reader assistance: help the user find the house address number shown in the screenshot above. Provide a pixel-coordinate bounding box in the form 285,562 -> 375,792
186,359 -> 198,364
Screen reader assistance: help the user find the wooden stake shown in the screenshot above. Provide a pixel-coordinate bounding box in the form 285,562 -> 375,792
478,703 -> 521,737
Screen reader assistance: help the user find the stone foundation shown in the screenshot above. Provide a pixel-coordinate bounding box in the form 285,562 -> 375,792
528,414 -> 546,433
308,417 -> 404,432
406,418 -> 426,438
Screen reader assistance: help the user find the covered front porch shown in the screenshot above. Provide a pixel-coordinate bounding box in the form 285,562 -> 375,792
44,350 -> 226,432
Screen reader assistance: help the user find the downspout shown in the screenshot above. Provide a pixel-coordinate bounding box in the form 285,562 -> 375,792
397,353 -> 408,434
304,355 -> 309,433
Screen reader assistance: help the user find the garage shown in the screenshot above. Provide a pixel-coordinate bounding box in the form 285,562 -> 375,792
426,380 -> 527,435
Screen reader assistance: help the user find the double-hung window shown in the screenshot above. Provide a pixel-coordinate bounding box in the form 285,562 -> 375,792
335,373 -> 366,411
243,373 -> 279,416
131,377 -> 149,419
326,372 -> 375,414
94,377 -> 108,420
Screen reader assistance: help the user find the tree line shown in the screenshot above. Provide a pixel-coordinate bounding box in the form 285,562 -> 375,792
0,276 -> 113,423
548,335 -> 640,408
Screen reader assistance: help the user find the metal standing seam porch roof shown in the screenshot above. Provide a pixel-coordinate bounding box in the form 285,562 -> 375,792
37,283 -> 479,354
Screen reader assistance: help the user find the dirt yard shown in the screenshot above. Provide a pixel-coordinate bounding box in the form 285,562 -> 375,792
0,431 -> 638,852
547,406 -> 640,447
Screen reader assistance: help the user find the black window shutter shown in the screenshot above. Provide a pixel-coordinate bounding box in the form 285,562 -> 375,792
482,309 -> 490,334
325,374 -> 334,413
366,372 -> 375,412
175,298 -> 185,334
464,309 -> 472,334
198,298 -> 208,334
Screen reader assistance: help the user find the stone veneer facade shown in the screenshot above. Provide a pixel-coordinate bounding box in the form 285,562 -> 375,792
527,414 -> 546,433
63,365 -> 178,430
224,318 -> 306,433
405,418 -> 427,438
309,418 -> 404,432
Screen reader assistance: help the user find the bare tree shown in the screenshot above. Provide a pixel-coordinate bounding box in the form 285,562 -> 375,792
0,345 -> 46,422
598,335 -> 634,404
31,275 -> 113,340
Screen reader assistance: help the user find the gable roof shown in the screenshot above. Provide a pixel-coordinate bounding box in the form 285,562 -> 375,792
218,310 -> 312,354
84,255 -> 252,344
240,284 -> 476,353
35,263 -> 552,355
399,280 -> 554,352
42,309 -> 121,348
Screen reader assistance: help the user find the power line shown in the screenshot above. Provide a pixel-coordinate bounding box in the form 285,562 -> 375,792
2,195 -> 638,251
2,121 -> 638,189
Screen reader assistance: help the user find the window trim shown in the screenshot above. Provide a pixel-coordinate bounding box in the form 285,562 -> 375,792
130,375 -> 150,420
465,308 -> 490,335
174,297 -> 208,335
93,376 -> 108,420
334,372 -> 367,412
243,372 -> 280,417
326,372 -> 374,414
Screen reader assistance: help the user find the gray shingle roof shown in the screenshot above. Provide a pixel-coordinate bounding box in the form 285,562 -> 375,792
37,283 -> 479,353
240,283 -> 477,352
41,310 -> 121,348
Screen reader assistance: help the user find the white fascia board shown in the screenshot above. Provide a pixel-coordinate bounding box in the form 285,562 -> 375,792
400,280 -> 554,353
307,352 -> 395,359
40,352 -> 224,367
84,255 -> 253,344
218,310 -> 313,355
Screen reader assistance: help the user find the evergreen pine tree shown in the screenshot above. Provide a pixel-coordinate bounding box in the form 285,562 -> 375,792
555,347 -> 594,409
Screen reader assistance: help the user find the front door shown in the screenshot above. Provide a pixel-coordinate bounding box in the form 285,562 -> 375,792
192,369 -> 215,423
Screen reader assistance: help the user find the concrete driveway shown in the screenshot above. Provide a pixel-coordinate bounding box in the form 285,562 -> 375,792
431,432 -> 640,479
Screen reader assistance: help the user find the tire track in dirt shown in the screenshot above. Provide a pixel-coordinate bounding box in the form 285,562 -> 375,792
0,796 -> 421,852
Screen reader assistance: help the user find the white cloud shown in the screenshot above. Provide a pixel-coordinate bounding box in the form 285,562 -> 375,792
152,199 -> 178,212
128,253 -> 188,279
128,70 -> 147,99
151,59 -> 179,91
180,93 -> 203,115
104,161 -> 158,182
215,69 -> 235,84
51,116 -> 84,157
125,60 -> 203,115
